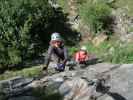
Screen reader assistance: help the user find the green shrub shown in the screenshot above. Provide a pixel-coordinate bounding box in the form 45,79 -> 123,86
57,0 -> 68,12
79,0 -> 112,34
114,0 -> 133,16
68,47 -> 79,57
0,0 -> 55,68
106,42 -> 133,63
0,65 -> 42,80
85,41 -> 133,63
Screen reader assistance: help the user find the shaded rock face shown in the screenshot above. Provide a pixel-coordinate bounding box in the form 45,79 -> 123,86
0,76 -> 35,100
8,96 -> 37,100
0,63 -> 133,100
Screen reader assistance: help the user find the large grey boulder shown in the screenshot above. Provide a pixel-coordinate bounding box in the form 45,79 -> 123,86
1,63 -> 133,100
0,76 -> 33,99
38,63 -> 132,100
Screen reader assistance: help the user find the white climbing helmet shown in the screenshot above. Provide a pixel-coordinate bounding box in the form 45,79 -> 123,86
81,46 -> 87,51
51,32 -> 62,41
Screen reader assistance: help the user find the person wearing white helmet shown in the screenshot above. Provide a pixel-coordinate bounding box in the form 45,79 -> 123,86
80,46 -> 87,51
51,32 -> 62,41
43,32 -> 68,72
74,46 -> 89,64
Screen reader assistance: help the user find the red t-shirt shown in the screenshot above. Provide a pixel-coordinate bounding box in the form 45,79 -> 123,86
74,51 -> 89,63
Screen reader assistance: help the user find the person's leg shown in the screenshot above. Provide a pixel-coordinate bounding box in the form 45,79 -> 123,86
58,59 -> 66,72
46,54 -> 60,74
52,56 -> 65,72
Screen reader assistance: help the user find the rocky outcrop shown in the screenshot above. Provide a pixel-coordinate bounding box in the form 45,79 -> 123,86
0,63 -> 133,100
0,76 -> 35,100
92,33 -> 108,46
120,32 -> 133,42
112,8 -> 133,42
112,8 -> 129,35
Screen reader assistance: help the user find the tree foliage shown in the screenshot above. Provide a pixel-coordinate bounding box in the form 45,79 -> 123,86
0,0 -> 55,68
79,0 -> 112,34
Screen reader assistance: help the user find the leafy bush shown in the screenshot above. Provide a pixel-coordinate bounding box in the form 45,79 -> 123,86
79,0 -> 112,34
105,42 -> 133,63
0,65 -> 42,80
114,0 -> 133,16
85,41 -> 133,63
57,0 -> 69,12
0,0 -> 55,69
68,47 -> 79,57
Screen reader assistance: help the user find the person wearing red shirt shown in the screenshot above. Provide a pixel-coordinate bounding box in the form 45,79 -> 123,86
74,46 -> 89,64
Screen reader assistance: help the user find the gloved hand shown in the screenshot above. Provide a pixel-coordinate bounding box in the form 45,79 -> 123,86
56,63 -> 65,71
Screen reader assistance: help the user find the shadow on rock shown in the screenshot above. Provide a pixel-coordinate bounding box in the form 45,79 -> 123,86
42,93 -> 63,100
107,92 -> 127,100
87,58 -> 103,65
78,58 -> 103,69
93,74 -> 127,100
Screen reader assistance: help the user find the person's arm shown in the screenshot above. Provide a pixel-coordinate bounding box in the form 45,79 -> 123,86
63,47 -> 68,65
75,52 -> 80,62
85,52 -> 89,60
44,46 -> 53,69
